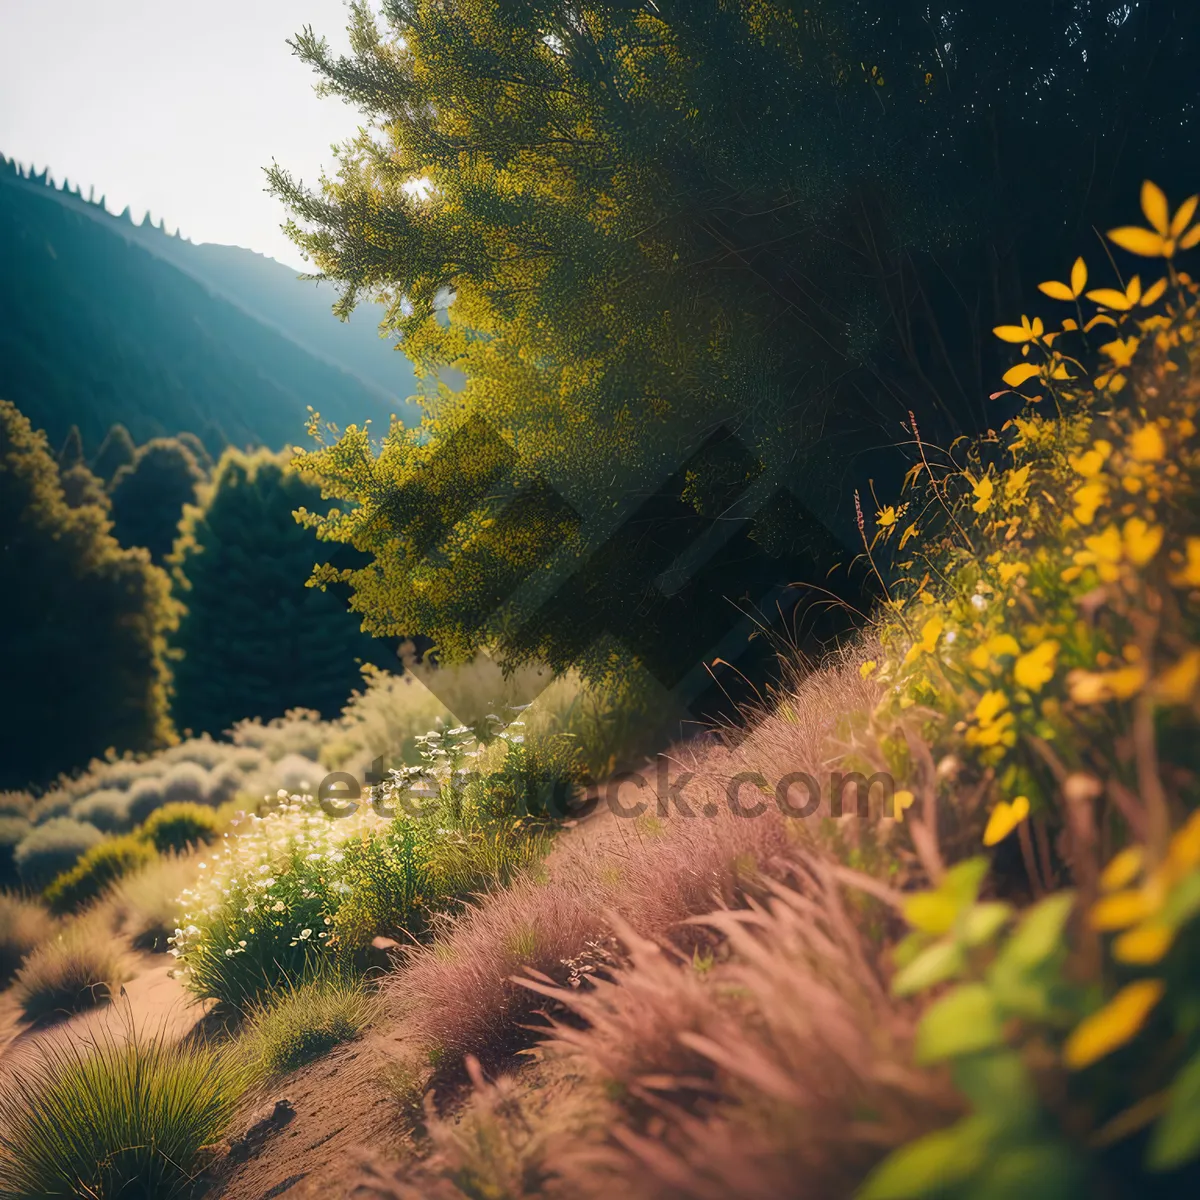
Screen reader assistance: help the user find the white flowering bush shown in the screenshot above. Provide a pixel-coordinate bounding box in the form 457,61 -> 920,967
169,797 -> 373,1010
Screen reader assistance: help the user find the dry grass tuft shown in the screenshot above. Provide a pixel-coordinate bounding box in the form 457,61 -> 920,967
12,918 -> 130,1023
0,892 -> 57,983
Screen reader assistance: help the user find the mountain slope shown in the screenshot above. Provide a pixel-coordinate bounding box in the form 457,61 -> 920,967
0,160 -> 420,453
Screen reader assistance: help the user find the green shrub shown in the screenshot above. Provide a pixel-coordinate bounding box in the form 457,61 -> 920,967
242,972 -> 381,1075
126,761 -> 211,825
0,893 -> 56,982
0,1027 -> 256,1198
43,834 -> 156,914
14,817 -> 103,890
13,922 -> 128,1022
138,802 -> 221,853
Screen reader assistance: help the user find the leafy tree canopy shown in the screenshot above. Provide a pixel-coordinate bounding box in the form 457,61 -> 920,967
270,0 -> 1200,690
0,400 -> 175,789
169,448 -> 397,737
91,423 -> 136,483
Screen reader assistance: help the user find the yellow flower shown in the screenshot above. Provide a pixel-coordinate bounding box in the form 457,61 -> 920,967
1070,440 -> 1112,478
972,475 -> 995,514
1004,464 -> 1032,501
1155,650 -> 1200,706
1169,537 -> 1200,587
1106,181 -> 1200,259
1122,517 -> 1164,567
1113,923 -> 1174,965
893,790 -> 916,820
876,505 -> 898,528
1068,664 -> 1148,705
1100,845 -> 1144,892
996,561 -> 1030,586
983,795 -> 1030,846
975,690 -> 1009,725
1064,980 -> 1165,1069
1072,525 -> 1123,582
1072,481 -> 1108,525
1014,640 -> 1059,692
904,615 -> 944,665
859,660 -> 877,679
1128,423 -> 1166,463
1087,274 -> 1143,312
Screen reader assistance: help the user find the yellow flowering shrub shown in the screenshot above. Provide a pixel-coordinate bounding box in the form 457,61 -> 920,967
856,182 -> 1200,1197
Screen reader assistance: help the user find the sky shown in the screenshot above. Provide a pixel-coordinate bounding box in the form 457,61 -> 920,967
0,1 -> 366,271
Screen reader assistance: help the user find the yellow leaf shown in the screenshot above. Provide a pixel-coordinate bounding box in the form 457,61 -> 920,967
1170,194 -> 1199,237
1129,424 -> 1166,462
876,505 -> 898,528
1070,256 -> 1088,295
1168,810 -> 1200,873
1063,979 -> 1164,1069
1122,517 -> 1163,567
983,795 -> 1030,847
1181,224 -> 1200,251
1140,277 -> 1168,307
1084,313 -> 1119,332
996,562 -> 1028,585
972,476 -> 995,513
1090,888 -> 1157,930
893,789 -> 916,820
1038,280 -> 1075,302
1014,640 -> 1059,692
1101,336 -> 1140,368
920,615 -> 943,652
1113,923 -> 1174,965
1107,226 -> 1167,257
904,892 -> 958,936
898,523 -> 920,550
1107,663 -> 1149,700
859,660 -> 877,679
1155,650 -> 1200,705
994,324 -> 1033,343
1100,846 -> 1144,892
975,690 -> 1009,725
1086,287 -> 1134,311
1141,180 -> 1170,235
1002,362 -> 1042,387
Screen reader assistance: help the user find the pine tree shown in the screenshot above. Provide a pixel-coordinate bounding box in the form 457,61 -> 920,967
109,437 -> 205,562
169,449 -> 395,736
0,400 -> 175,788
91,423 -> 136,483
57,425 -> 83,468
175,431 -> 214,474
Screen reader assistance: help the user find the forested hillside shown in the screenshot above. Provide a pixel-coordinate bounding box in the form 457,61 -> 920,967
0,159 -> 420,455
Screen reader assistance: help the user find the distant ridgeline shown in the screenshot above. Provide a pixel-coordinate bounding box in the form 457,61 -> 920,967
0,155 -> 421,455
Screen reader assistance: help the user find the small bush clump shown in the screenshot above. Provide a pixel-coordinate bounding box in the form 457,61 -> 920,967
0,1028 -> 256,1198
13,922 -> 128,1022
43,834 -> 157,914
0,893 -> 57,982
14,817 -> 103,890
69,788 -> 133,832
242,973 -> 381,1075
127,761 -> 211,825
138,802 -> 221,853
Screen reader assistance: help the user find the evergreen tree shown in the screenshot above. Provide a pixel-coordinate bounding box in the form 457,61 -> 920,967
56,425 -> 83,468
169,449 -> 395,737
175,431 -> 214,475
109,437 -> 205,562
91,423 -> 136,483
270,1 -> 1200,691
0,400 -> 175,789
60,462 -> 108,510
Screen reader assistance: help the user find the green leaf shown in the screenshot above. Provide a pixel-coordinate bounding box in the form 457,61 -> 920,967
856,1115 -> 994,1199
917,984 -> 1004,1064
944,857 -> 991,907
1161,871 -> 1200,930
967,1142 -> 1085,1200
962,901 -> 1015,948
993,892 -> 1075,973
892,939 -> 965,997
953,1051 -> 1038,1126
1149,1047 -> 1200,1170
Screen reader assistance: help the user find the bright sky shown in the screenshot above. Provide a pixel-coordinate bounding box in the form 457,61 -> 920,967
0,1 -> 366,271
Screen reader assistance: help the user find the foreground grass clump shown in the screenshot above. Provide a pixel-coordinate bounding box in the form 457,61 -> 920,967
242,972 -> 381,1075
43,833 -> 156,914
0,1028 -> 256,1199
0,892 -> 56,982
13,921 -> 128,1022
